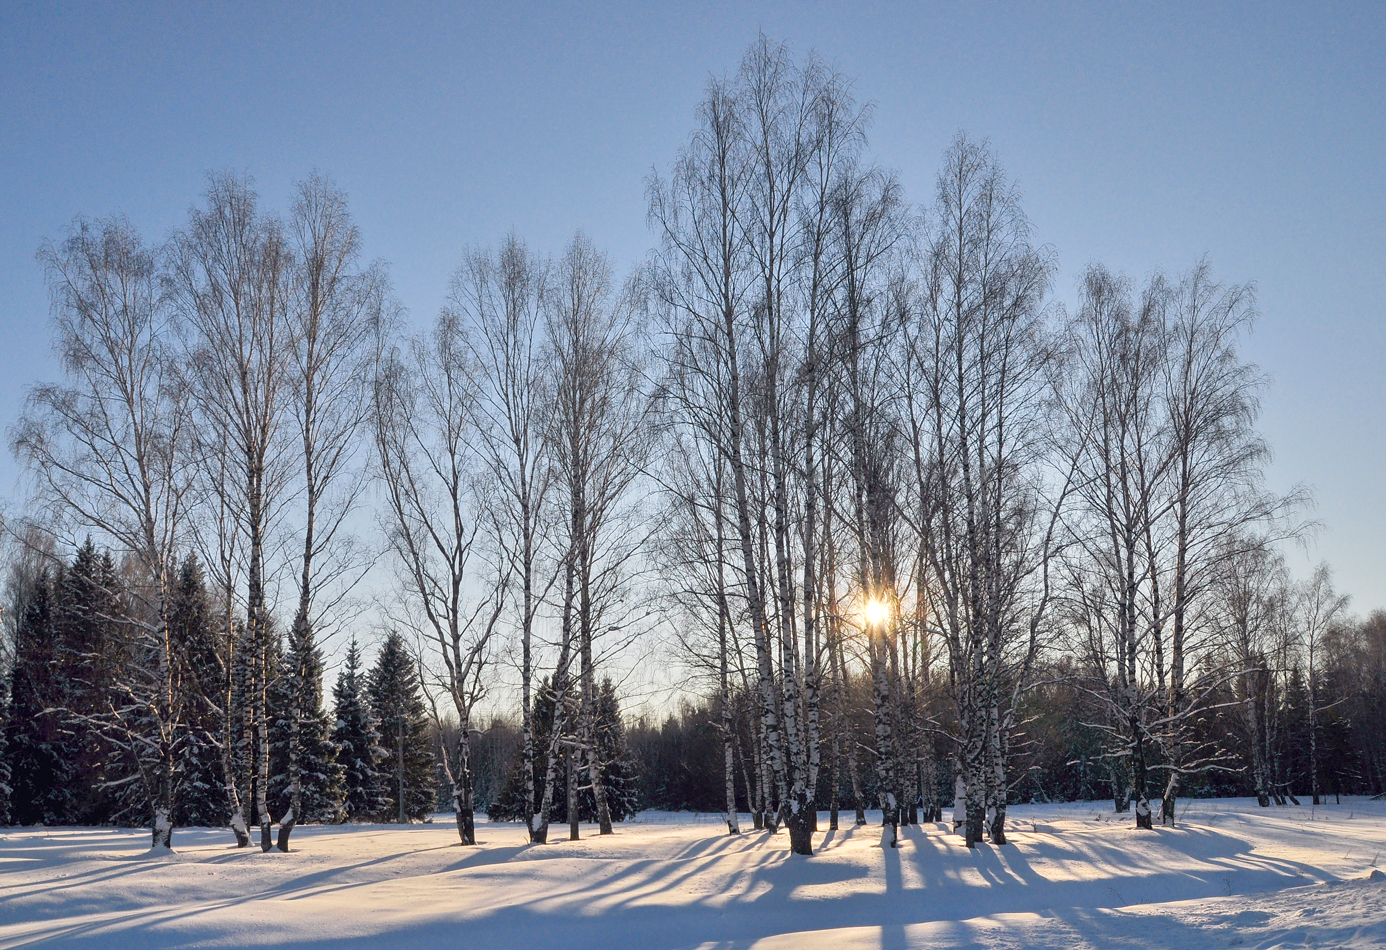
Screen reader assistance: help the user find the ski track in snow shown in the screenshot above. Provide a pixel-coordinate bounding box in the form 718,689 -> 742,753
1,799 -> 1384,949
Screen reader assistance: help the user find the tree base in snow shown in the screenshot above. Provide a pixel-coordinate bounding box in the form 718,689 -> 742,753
276,811 -> 296,852
785,805 -> 814,855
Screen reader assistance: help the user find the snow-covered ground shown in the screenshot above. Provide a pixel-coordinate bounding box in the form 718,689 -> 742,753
2,799 -> 1384,949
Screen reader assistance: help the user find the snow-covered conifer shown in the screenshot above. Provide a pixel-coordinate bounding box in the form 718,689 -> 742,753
367,631 -> 435,821
169,555 -> 229,827
493,675 -> 636,823
55,541 -> 125,823
0,675 -> 13,826
270,619 -> 345,824
332,637 -> 388,820
6,567 -> 77,825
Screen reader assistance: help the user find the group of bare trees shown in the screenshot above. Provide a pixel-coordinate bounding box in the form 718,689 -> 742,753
12,175 -> 382,850
1054,263 -> 1308,828
650,37 -> 1056,853
1212,552 -> 1349,808
374,231 -> 653,846
8,156 -> 654,853
649,36 -> 1308,855
4,35 -> 1339,861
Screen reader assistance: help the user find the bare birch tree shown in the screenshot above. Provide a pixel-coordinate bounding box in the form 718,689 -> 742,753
785,60 -> 871,853
172,175 -> 294,851
1057,264 -> 1168,830
654,354 -> 746,836
739,35 -> 818,849
446,233 -> 555,842
188,431 -> 250,845
649,69 -> 772,833
1155,263 -> 1295,822
1295,564 -> 1349,805
373,313 -> 503,846
276,174 -> 383,851
544,233 -> 652,840
14,216 -> 195,849
1213,535 -> 1288,807
906,136 -> 1054,846
832,160 -> 910,848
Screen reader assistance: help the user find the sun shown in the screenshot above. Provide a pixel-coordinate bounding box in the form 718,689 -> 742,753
863,597 -> 890,627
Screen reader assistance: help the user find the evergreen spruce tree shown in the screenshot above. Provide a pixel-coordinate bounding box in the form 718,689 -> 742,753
367,631 -> 436,822
491,675 -> 637,823
5,566 -> 76,825
55,542 -> 123,823
168,555 -> 229,826
228,619 -> 254,824
270,620 -> 344,824
1319,711 -> 1357,804
592,678 -> 639,821
1280,665 -> 1312,801
332,638 -> 387,820
489,677 -> 557,822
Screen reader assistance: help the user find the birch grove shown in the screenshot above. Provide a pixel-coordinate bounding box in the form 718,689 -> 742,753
6,35 -> 1352,860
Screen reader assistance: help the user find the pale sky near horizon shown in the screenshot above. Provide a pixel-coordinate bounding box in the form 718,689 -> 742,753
2,1 -> 1383,624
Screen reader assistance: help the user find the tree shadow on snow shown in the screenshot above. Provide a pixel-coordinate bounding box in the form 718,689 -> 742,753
0,817 -> 1344,950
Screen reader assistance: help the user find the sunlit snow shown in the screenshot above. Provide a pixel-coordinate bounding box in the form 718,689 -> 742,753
2,798 -> 1384,949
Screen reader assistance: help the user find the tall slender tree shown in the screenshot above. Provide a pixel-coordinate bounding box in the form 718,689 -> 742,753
446,234 -> 555,842
373,308 -> 505,845
16,215 -> 197,848
648,56 -> 785,841
277,174 -> 382,850
904,136 -> 1055,845
173,176 -> 293,850
544,233 -> 652,840
1296,565 -> 1349,805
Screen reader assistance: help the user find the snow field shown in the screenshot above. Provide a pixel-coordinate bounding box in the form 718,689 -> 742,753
1,798 -> 1384,949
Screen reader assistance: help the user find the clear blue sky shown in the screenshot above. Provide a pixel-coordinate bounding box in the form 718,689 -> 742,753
2,1 -> 1383,612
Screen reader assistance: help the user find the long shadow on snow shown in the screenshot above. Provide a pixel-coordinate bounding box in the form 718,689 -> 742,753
1,820 -> 1338,950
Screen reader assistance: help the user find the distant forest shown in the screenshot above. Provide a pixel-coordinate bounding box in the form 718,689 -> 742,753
2,36 -> 1382,857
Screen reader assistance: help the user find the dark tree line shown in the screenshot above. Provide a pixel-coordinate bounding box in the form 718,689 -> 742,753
615,602 -> 1386,815
0,542 -> 436,829
1,538 -> 1381,833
